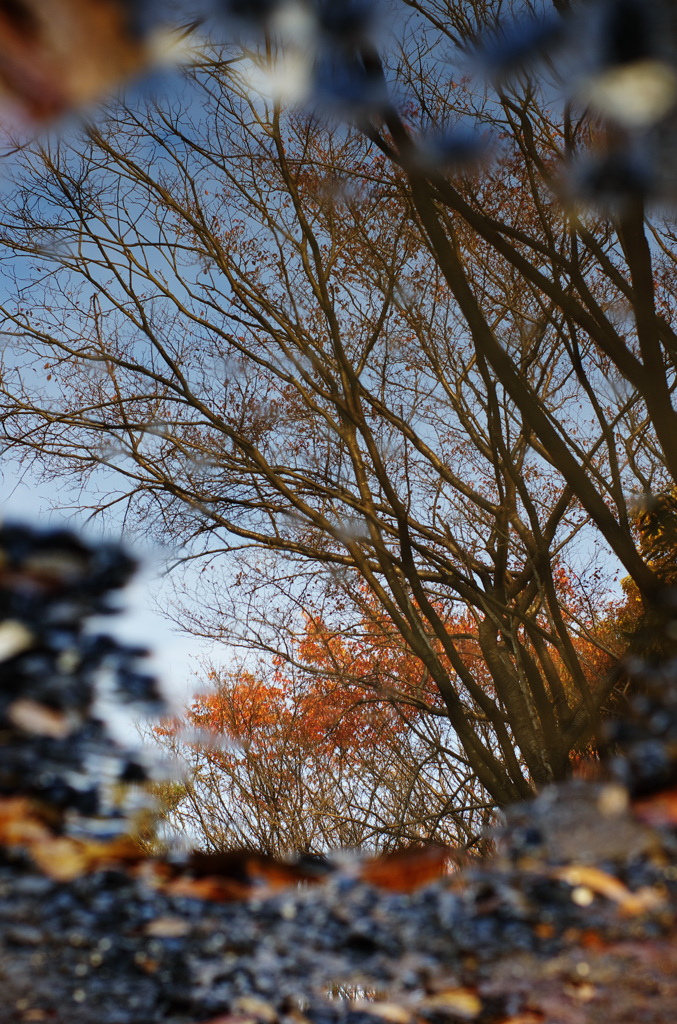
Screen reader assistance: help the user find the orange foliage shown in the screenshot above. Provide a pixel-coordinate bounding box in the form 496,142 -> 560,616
187,571 -> 619,773
188,662 -> 410,767
295,603 -> 496,707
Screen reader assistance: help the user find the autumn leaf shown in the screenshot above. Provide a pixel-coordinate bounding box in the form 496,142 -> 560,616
0,799 -> 147,881
349,1001 -> 411,1024
143,916 -> 192,938
552,865 -> 665,916
632,786 -> 677,828
419,988 -> 482,1019
359,844 -> 450,892
0,0 -> 194,125
0,796 -> 52,846
7,698 -> 73,739
157,849 -> 327,902
495,1015 -> 545,1024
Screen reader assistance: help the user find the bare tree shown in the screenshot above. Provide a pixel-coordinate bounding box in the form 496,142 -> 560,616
0,0 -> 672,826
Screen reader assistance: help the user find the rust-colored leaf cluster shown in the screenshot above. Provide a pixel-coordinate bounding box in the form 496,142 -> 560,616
0,790 -> 451,896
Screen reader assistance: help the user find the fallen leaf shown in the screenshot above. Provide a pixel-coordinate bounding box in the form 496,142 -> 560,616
552,865 -> 665,915
359,844 -> 450,892
232,997 -> 278,1023
564,981 -> 596,1002
158,849 -> 326,902
0,802 -> 147,881
162,874 -> 255,903
0,797 -> 53,845
0,0 -> 142,122
0,619 -> 34,660
8,699 -> 73,738
350,1001 -> 411,1023
0,0 -> 197,127
143,916 -> 192,938
632,787 -> 677,827
134,953 -> 159,974
420,988 -> 482,1019
191,1017 -> 263,1024
30,836 -> 90,882
495,1014 -> 545,1024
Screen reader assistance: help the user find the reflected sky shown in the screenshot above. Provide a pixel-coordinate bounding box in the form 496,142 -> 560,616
0,464 -> 214,710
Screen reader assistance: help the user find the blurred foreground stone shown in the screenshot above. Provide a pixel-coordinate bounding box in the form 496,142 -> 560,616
2,813 -> 677,1024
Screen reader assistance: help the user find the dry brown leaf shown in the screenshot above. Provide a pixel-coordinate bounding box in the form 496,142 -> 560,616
349,1001 -> 411,1023
158,845 -> 450,903
552,865 -> 665,915
143,916 -> 192,938
191,1017 -> 264,1024
565,981 -> 596,1003
162,874 -> 255,903
0,619 -> 34,660
632,787 -> 677,827
359,844 -> 450,892
0,796 -> 52,845
8,698 -> 73,738
30,836 -> 90,882
420,988 -> 482,1019
158,849 -> 327,902
231,998 -> 278,1023
0,0 -> 197,127
135,953 -> 160,974
496,1015 -> 545,1024
0,0 -> 144,122
30,833 -> 142,881
0,801 -> 147,881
